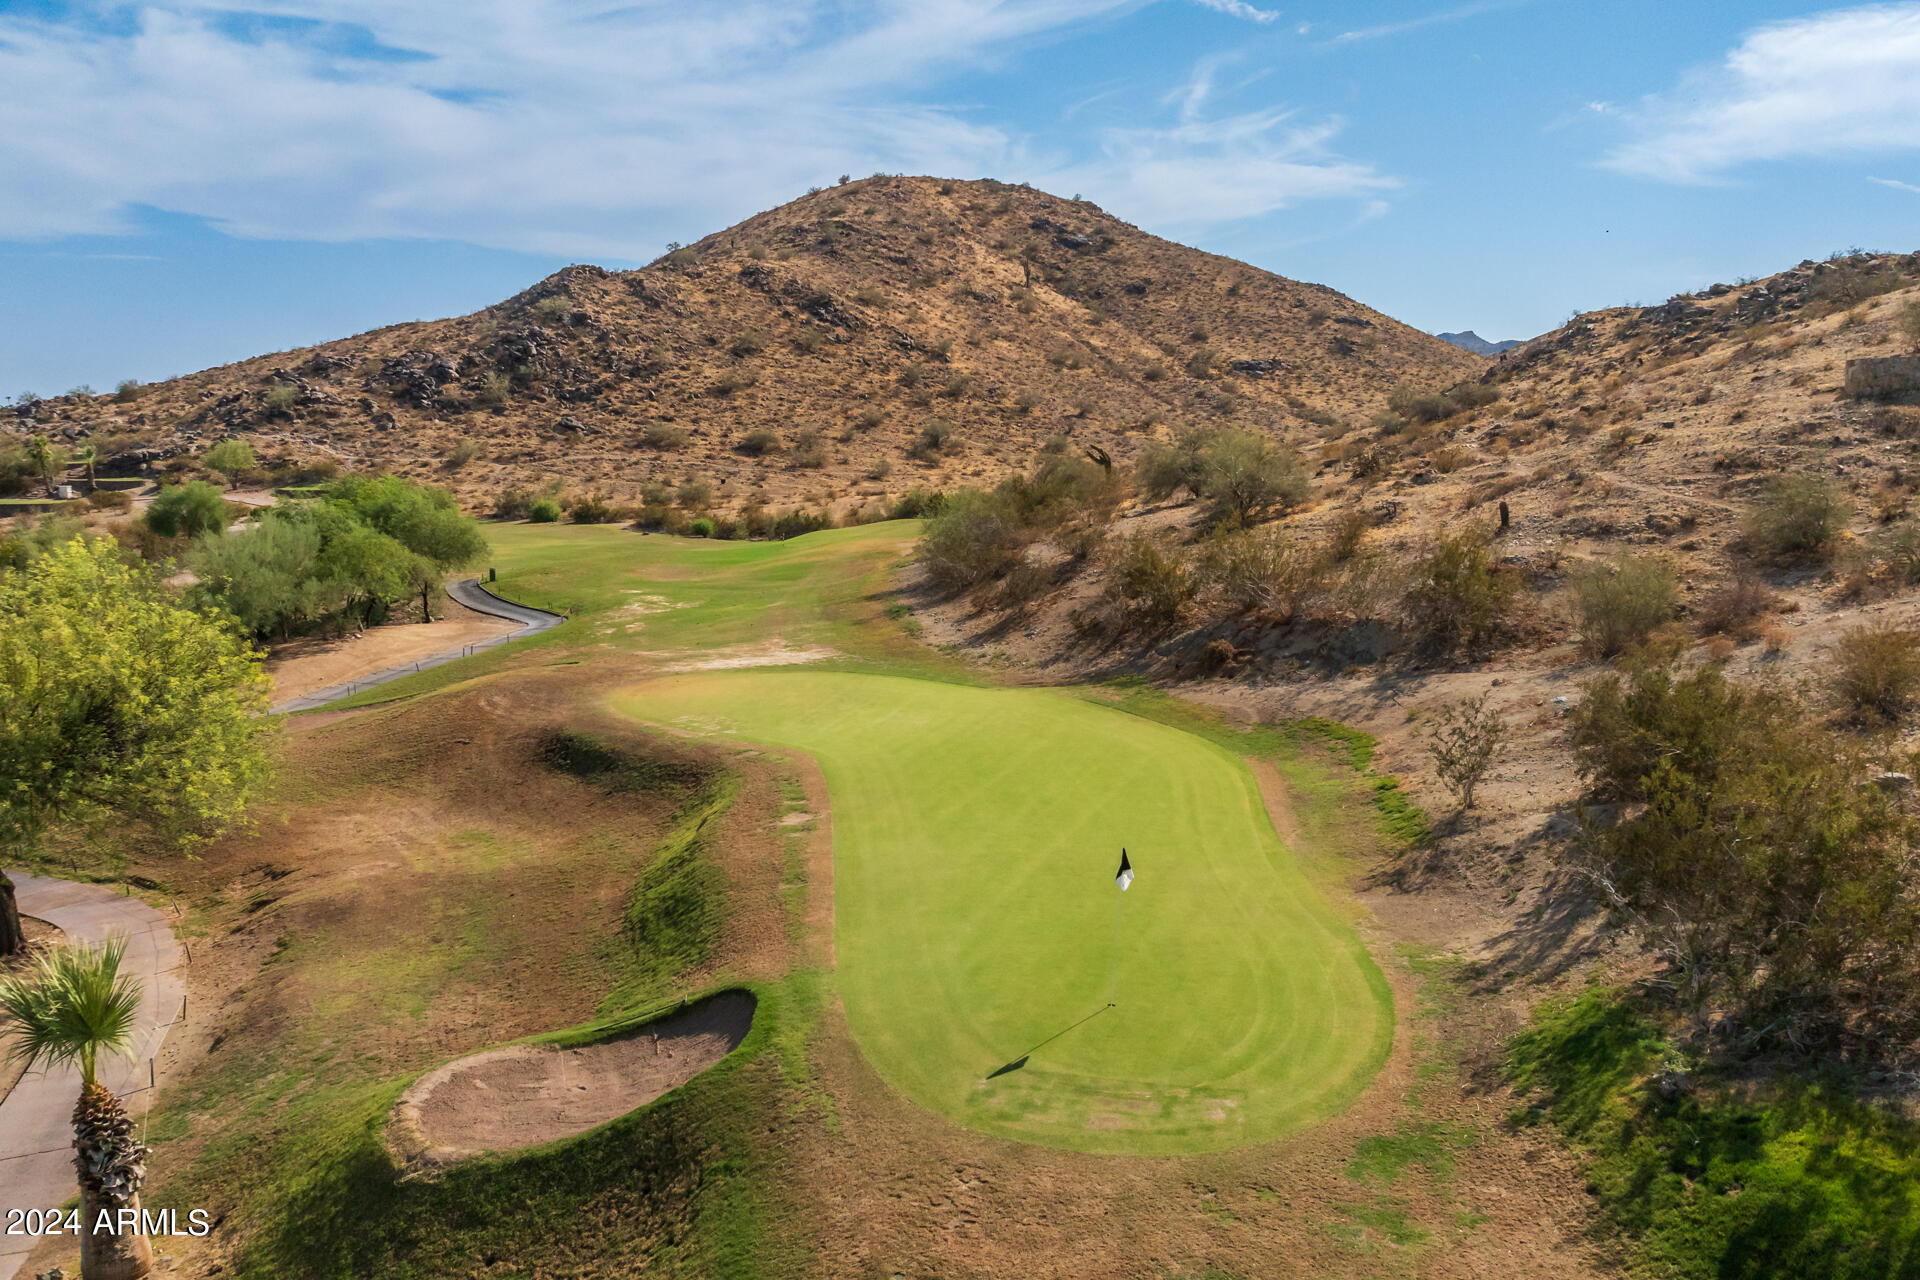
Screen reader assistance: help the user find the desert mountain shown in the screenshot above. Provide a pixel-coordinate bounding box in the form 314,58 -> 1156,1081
12,176 -> 1481,516
1436,330 -> 1521,356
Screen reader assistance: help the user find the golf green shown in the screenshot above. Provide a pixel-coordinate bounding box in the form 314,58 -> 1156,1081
616,669 -> 1393,1155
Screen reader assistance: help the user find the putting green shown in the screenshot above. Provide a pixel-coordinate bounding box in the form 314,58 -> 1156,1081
616,669 -> 1393,1155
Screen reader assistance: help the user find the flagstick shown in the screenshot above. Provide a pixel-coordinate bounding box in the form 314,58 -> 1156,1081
1109,880 -> 1122,1007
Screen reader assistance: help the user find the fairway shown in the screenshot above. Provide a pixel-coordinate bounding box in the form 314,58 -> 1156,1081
617,670 -> 1393,1155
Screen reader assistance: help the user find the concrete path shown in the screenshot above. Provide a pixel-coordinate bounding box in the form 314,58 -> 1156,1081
0,875 -> 187,1280
271,577 -> 565,713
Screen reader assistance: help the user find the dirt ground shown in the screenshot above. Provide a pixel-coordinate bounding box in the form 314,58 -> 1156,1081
391,990 -> 756,1167
264,594 -> 518,703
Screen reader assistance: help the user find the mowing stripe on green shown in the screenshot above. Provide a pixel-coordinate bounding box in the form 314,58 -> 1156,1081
616,670 -> 1393,1155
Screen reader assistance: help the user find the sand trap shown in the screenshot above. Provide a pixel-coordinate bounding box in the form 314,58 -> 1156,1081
390,990 -> 755,1169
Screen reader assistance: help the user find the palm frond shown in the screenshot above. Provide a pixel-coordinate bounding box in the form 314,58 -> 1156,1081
0,934 -> 142,1086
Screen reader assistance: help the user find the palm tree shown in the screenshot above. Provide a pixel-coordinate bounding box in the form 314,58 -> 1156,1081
0,937 -> 154,1280
24,433 -> 57,496
73,442 -> 98,492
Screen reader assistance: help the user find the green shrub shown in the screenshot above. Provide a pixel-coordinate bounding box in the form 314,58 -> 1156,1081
145,481 -> 230,538
1568,658 -> 1920,1043
686,517 -> 716,538
1830,621 -> 1920,724
527,498 -> 562,523
479,371 -> 512,406
1570,552 -> 1676,657
1105,533 -> 1196,632
568,495 -> 617,524
113,379 -> 142,403
918,491 -> 1018,588
1403,528 -> 1513,653
633,421 -> 684,451
200,437 -> 257,482
87,489 -> 134,512
532,296 -> 571,323
1742,473 -> 1850,562
261,383 -> 300,417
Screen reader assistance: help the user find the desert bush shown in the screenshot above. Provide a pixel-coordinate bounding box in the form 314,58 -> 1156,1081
767,509 -> 831,540
710,371 -> 756,396
145,481 -> 230,538
478,371 -> 512,406
738,429 -> 781,456
856,407 -> 885,431
1694,575 -> 1777,640
1568,658 -> 1920,1046
532,296 -> 571,322
1105,533 -> 1196,632
919,490 -> 1020,588
444,440 -> 481,470
200,437 -> 257,482
1138,427 -> 1307,526
888,489 -> 948,520
1403,527 -> 1514,654
567,495 -> 616,524
1185,348 -> 1214,379
261,383 -> 300,417
1200,525 -> 1322,619
1428,443 -> 1472,473
1570,552 -> 1677,658
87,489 -> 134,512
910,419 -> 960,461
1830,621 -> 1920,724
642,422 -> 688,449
527,498 -> 562,523
1424,693 -> 1507,809
1742,472 -> 1850,562
728,330 -> 765,358
1900,300 -> 1920,352
791,430 -> 827,469
677,478 -> 713,510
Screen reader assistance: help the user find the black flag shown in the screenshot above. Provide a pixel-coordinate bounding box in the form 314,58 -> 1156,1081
1115,849 -> 1133,891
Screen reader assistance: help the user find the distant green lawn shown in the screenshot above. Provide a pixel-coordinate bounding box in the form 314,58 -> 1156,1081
616,670 -> 1393,1155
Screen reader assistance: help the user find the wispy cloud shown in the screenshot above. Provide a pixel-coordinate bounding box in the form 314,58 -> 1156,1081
1190,0 -> 1282,23
1331,0 -> 1519,44
0,0 -> 1384,257
1604,4 -> 1920,182
1869,175 -> 1920,194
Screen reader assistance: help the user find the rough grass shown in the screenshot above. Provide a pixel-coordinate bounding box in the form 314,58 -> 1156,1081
1508,987 -> 1920,1280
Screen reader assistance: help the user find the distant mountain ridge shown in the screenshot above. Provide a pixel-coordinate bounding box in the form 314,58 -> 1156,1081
11,176 -> 1481,515
1436,330 -> 1520,356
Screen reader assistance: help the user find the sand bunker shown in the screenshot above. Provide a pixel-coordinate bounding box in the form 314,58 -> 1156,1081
661,639 -> 837,671
391,990 -> 754,1168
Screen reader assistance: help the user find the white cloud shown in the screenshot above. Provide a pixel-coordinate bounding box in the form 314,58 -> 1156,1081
1189,0 -> 1282,23
1331,0 -> 1518,44
0,1 -> 1387,257
1869,175 -> 1920,194
1037,108 -> 1396,229
1604,4 -> 1920,182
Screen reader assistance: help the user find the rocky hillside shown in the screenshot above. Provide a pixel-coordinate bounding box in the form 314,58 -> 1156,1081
6,177 -> 1481,516
916,247 -> 1920,681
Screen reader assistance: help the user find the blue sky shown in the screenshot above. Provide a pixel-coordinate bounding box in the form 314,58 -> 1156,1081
5,0 -> 1920,393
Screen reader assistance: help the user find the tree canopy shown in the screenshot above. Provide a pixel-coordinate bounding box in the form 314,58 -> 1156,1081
0,536 -> 273,858
190,475 -> 487,637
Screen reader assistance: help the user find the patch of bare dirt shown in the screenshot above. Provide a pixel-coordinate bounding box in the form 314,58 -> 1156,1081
659,639 -> 838,671
265,598 -> 518,703
390,990 -> 755,1169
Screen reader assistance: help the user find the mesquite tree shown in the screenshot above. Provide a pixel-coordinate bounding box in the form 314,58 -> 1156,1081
0,537 -> 271,954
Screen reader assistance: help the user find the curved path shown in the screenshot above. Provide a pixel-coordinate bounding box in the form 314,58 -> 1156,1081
271,578 -> 564,713
0,876 -> 186,1280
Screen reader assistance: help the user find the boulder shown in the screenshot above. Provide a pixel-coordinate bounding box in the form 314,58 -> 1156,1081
1844,356 -> 1920,402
